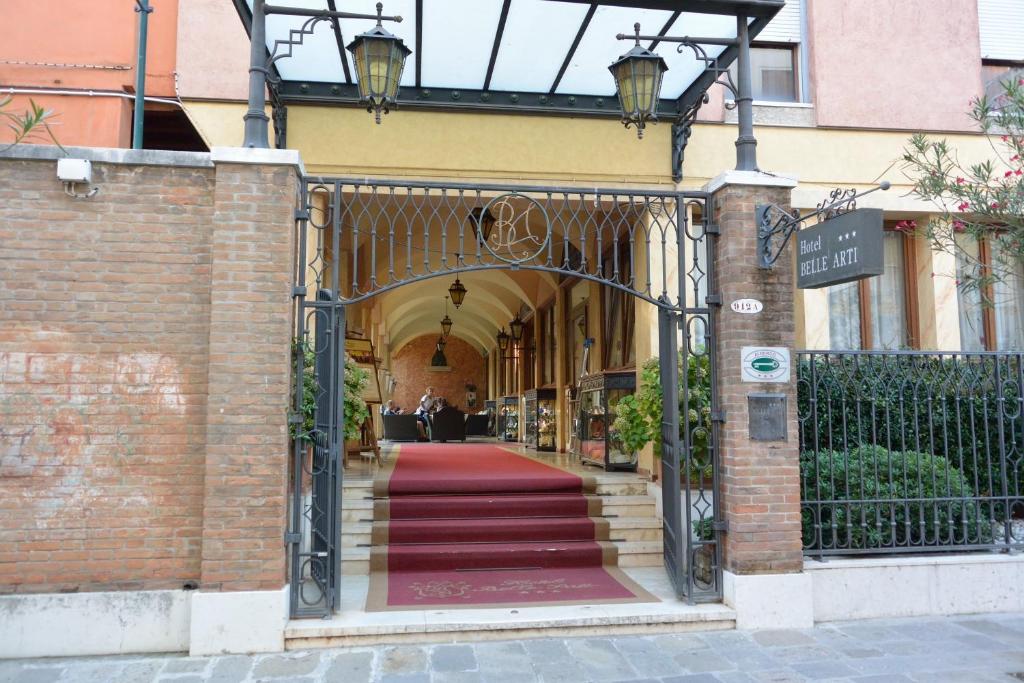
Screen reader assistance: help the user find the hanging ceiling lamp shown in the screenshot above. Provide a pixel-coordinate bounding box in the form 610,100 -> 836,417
448,277 -> 467,308
440,296 -> 453,338
509,312 -> 524,343
496,327 -> 510,353
469,206 -> 497,245
346,2 -> 412,124
608,23 -> 668,139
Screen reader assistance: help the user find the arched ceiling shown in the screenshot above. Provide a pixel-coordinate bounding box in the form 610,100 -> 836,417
376,270 -> 557,357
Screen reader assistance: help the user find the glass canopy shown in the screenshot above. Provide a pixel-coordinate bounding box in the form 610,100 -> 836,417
236,0 -> 783,116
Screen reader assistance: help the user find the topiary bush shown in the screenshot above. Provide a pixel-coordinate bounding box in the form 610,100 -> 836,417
801,445 -> 993,551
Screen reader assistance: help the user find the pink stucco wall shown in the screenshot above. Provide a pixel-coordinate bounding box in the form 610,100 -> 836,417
175,0 -> 251,101
809,0 -> 983,132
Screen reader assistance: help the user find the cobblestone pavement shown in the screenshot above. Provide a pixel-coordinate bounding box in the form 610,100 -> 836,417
4,614 -> 1024,683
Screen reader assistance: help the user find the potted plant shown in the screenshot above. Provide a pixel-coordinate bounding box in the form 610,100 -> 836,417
290,340 -> 370,459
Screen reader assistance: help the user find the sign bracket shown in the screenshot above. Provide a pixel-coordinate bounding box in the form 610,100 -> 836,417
755,182 -> 890,269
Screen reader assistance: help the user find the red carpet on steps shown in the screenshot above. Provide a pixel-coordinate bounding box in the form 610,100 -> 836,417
366,443 -> 658,611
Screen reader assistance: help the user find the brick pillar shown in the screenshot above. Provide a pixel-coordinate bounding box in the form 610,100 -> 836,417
200,152 -> 297,592
190,149 -> 301,656
708,171 -> 812,629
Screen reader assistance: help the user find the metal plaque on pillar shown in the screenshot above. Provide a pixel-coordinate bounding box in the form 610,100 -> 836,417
748,393 -> 787,441
795,209 -> 884,289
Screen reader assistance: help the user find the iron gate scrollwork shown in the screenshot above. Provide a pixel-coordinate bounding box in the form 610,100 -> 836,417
287,176 -> 723,617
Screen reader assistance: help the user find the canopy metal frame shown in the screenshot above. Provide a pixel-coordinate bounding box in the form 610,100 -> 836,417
234,0 -> 782,179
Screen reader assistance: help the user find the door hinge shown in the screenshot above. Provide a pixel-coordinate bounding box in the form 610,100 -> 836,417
294,208 -> 310,221
712,520 -> 729,532
710,410 -> 727,423
284,532 -> 301,544
705,222 -> 721,236
292,285 -> 307,298
705,293 -> 722,306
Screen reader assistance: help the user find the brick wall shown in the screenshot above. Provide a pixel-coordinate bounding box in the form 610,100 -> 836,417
0,157 -> 214,593
711,180 -> 803,575
391,335 -> 487,413
0,151 -> 297,595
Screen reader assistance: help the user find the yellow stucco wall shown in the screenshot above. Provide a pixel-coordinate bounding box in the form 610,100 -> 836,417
184,99 -> 987,357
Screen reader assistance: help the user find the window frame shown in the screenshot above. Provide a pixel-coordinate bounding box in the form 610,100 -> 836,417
958,234 -> 1021,352
728,42 -> 801,104
830,223 -> 920,350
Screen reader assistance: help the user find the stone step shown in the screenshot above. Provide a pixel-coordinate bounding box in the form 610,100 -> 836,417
615,541 -> 663,567
342,537 -> 664,573
594,480 -> 650,496
600,495 -> 657,518
285,594 -> 736,648
341,517 -> 663,547
608,517 -> 663,542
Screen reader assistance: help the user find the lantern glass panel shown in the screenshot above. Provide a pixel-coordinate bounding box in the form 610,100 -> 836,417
614,60 -> 637,114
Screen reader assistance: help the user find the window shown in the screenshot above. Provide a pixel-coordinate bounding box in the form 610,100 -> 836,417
601,245 -> 635,370
827,227 -> 918,350
978,0 -> 1024,63
728,46 -> 798,102
955,235 -> 1024,351
540,303 -> 556,386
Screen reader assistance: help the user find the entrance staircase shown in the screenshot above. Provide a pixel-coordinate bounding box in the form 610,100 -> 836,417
285,464 -> 735,648
340,472 -> 664,574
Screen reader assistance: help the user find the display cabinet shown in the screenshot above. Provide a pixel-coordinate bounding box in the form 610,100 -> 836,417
524,388 -> 557,451
484,399 -> 497,437
577,370 -> 637,471
500,395 -> 520,442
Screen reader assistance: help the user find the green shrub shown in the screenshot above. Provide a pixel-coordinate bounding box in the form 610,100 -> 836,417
290,341 -> 369,444
801,445 -> 993,550
611,351 -> 712,483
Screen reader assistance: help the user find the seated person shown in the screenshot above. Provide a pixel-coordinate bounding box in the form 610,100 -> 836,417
414,386 -> 437,438
383,400 -> 403,415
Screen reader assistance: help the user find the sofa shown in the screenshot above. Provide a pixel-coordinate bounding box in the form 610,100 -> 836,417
429,406 -> 466,442
382,414 -> 421,442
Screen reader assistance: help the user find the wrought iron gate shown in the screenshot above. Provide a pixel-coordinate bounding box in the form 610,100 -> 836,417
287,177 -> 722,617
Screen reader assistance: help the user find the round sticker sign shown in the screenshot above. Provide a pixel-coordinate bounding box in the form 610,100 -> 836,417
741,347 -> 790,383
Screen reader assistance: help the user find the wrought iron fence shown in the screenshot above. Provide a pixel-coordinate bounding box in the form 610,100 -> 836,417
797,350 -> 1024,557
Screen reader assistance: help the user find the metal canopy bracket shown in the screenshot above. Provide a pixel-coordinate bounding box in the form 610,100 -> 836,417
756,182 -> 891,269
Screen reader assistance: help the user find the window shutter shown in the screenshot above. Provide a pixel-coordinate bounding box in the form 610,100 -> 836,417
756,0 -> 802,43
978,0 -> 1024,61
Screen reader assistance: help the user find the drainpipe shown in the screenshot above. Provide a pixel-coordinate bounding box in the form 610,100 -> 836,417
243,0 -> 271,149
132,0 -> 153,149
734,15 -> 758,171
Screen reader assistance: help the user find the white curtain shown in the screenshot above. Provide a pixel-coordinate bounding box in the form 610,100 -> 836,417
991,240 -> 1024,350
828,281 -> 861,350
868,233 -> 907,349
955,235 -> 987,352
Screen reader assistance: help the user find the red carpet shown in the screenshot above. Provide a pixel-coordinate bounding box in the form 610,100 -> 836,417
366,443 -> 658,610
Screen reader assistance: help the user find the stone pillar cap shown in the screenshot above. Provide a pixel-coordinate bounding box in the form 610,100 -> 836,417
210,147 -> 305,176
704,170 -> 798,194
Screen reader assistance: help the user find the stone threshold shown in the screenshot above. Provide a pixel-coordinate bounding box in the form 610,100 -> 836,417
284,568 -> 735,649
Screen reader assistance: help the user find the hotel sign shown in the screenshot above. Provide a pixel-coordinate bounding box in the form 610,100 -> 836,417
796,208 -> 884,289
